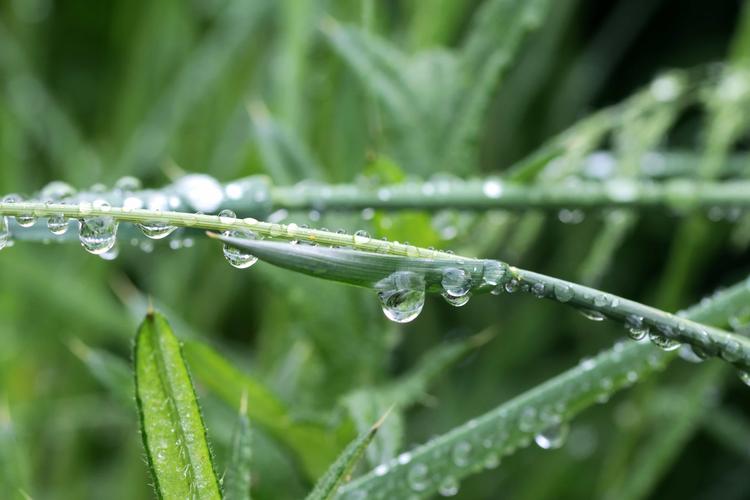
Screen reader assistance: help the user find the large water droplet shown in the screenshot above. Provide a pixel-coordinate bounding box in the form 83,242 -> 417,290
222,230 -> 260,269
0,216 -> 10,250
625,315 -> 648,341
138,218 -> 178,240
407,463 -> 430,492
442,292 -> 471,307
438,476 -> 459,497
534,423 -> 570,450
48,214 -> 69,235
441,268 -> 472,298
79,217 -> 118,255
377,271 -> 426,323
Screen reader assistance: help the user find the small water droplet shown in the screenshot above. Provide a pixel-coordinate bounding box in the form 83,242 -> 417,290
438,476 -> 459,497
397,452 -> 412,465
531,283 -> 546,298
79,216 -> 118,255
534,422 -> 569,450
738,370 -> 750,386
553,283 -> 574,302
720,339 -> 743,363
138,219 -> 178,239
482,260 -> 506,287
452,441 -> 472,467
482,178 -> 503,198
219,209 -> 237,225
353,229 -> 371,245
407,463 -> 429,492
442,292 -> 471,307
484,452 -> 500,469
579,309 -> 605,321
625,315 -> 648,341
48,214 -> 69,235
648,329 -> 680,351
374,464 -> 389,476
377,272 -> 426,323
594,294 -> 609,307
222,230 -> 260,269
441,268 -> 472,298
505,279 -> 520,293
519,407 -> 537,432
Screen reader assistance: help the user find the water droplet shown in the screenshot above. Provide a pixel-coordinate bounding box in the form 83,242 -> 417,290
531,283 -> 546,298
482,260 -> 506,287
219,209 -> 237,225
720,339 -> 743,363
397,452 -> 412,465
678,345 -> 705,363
505,279 -> 520,293
482,178 -> 503,198
625,315 -> 648,341
441,268 -> 472,298
534,422 -> 569,449
594,294 -> 609,307
377,272 -> 426,323
79,216 -> 118,255
579,309 -> 605,321
738,370 -> 750,386
353,229 -> 371,245
138,219 -> 178,239
374,464 -> 389,476
0,217 -> 10,250
648,329 -> 680,351
15,211 -> 36,228
442,292 -> 471,307
407,463 -> 429,492
519,407 -> 537,432
452,441 -> 472,467
114,176 -> 142,192
438,476 -> 459,497
222,230 -> 260,269
48,214 -> 69,235
553,283 -> 574,302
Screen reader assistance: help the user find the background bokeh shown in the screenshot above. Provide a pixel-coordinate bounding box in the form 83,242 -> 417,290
1,0 -> 749,498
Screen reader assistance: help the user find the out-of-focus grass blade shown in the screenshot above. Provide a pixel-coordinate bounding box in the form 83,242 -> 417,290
182,339 -> 348,479
68,340 -> 133,407
306,412 -> 388,500
224,393 -> 253,500
0,401 -> 29,500
134,310 -> 221,499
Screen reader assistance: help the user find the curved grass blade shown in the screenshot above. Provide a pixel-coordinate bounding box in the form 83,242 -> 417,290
337,275 -> 750,499
224,393 -> 252,500
306,411 -> 388,500
134,310 -> 221,500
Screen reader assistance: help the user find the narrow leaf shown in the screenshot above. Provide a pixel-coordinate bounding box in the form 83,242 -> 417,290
134,310 -> 221,499
224,393 -> 253,500
306,412 -> 388,500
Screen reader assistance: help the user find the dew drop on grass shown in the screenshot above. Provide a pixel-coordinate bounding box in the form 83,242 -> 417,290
138,219 -> 178,240
219,209 -> 237,225
531,283 -> 546,298
738,370 -> 750,386
625,315 -> 648,341
438,476 -> 460,497
0,216 -> 10,250
374,464 -> 389,476
534,423 -> 570,450
441,268 -> 472,298
554,283 -> 574,302
579,309 -> 605,321
79,216 -> 118,255
451,441 -> 472,467
505,279 -> 520,293
16,212 -> 36,228
678,345 -> 705,363
407,463 -> 429,492
720,339 -> 743,363
222,230 -> 260,269
353,229 -> 371,245
48,214 -> 70,235
442,292 -> 471,307
648,329 -> 680,351
377,271 -> 426,323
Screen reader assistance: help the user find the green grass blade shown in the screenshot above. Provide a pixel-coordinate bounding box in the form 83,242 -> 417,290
306,412 -> 387,500
338,276 -> 750,499
134,310 -> 221,499
224,394 -> 253,500
69,340 -> 133,407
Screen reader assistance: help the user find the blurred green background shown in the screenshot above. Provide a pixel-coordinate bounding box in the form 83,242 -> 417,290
1,0 -> 750,498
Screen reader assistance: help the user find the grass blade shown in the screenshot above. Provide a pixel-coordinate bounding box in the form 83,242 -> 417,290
134,309 -> 221,499
338,275 -> 750,499
306,412 -> 388,500
224,393 -> 253,500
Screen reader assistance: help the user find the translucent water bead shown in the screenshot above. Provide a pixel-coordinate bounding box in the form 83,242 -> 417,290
377,271 -> 426,323
137,216 -> 178,240
79,216 -> 119,255
222,229 -> 260,269
441,267 -> 472,307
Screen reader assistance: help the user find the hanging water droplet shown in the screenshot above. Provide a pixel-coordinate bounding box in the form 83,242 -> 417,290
648,328 -> 680,351
738,370 -> 750,386
441,268 -> 472,298
594,294 -> 609,307
442,291 -> 471,307
505,279 -> 520,293
79,216 -> 118,255
678,345 -> 706,363
519,407 -> 537,432
47,214 -> 69,235
438,476 -> 459,497
534,422 -> 570,450
137,219 -> 178,239
0,216 -> 10,251
222,230 -> 260,269
407,463 -> 429,492
579,309 -> 605,321
377,271 -> 426,323
553,283 -> 574,302
482,260 -> 506,287
15,209 -> 36,228
98,245 -> 120,261
531,283 -> 546,298
625,315 -> 648,341
452,441 -> 472,467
